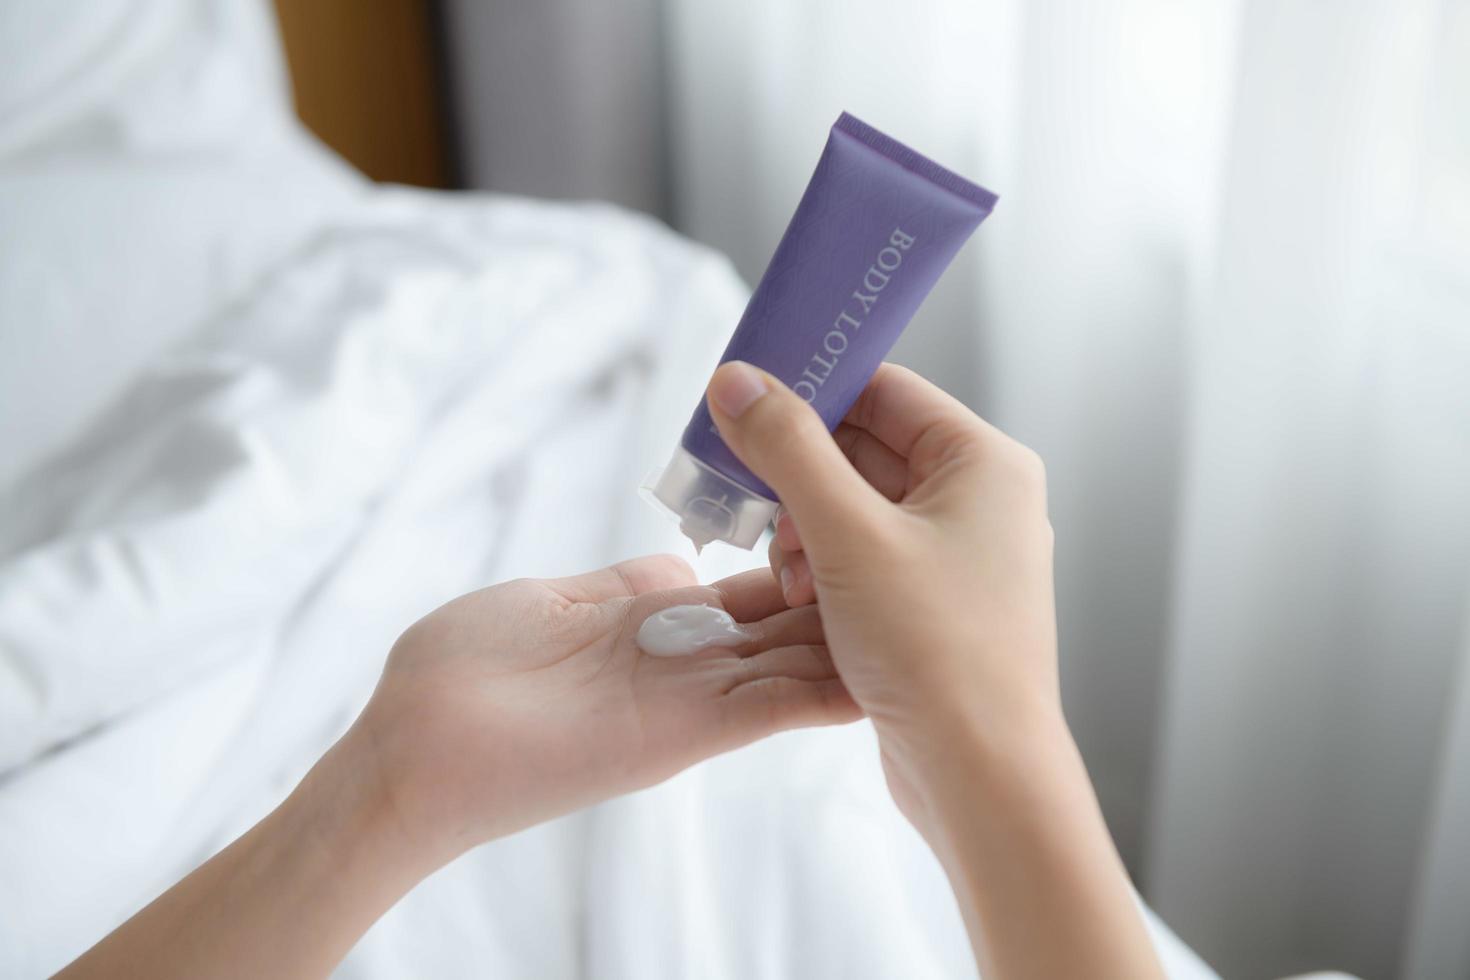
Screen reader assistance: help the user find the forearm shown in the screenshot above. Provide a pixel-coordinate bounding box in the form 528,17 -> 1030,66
58,729 -> 439,980
920,707 -> 1163,980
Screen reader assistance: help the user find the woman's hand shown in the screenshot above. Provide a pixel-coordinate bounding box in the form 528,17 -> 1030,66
706,361 -> 1058,831
705,360 -> 1162,980
60,558 -> 857,980
353,556 -> 858,862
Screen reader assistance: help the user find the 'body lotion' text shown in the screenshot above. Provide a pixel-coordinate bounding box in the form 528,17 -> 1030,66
791,228 -> 916,402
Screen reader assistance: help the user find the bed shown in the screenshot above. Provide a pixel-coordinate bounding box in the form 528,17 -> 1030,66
0,1 -> 1217,976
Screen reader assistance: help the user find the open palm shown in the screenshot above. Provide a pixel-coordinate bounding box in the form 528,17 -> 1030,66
354,554 -> 860,856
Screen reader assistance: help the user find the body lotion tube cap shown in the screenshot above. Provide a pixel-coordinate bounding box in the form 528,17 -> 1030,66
643,446 -> 779,551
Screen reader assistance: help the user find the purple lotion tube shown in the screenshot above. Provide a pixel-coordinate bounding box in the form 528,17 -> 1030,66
648,111 -> 998,550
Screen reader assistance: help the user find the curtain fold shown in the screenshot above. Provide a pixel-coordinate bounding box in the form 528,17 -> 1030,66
1404,601 -> 1470,980
1147,3 -> 1470,975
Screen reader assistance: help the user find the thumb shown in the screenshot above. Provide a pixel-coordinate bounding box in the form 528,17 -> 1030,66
706,361 -> 886,556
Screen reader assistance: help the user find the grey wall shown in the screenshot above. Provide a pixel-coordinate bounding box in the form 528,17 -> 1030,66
440,0 -> 670,219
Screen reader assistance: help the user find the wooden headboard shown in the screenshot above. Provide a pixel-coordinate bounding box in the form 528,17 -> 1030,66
270,0 -> 452,188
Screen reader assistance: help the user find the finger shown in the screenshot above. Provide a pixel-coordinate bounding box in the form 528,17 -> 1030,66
725,643 -> 836,686
767,536 -> 792,605
709,567 -> 787,623
833,424 -> 909,501
719,677 -> 863,739
706,361 -> 887,557
740,604 -> 824,654
768,533 -> 785,574
770,528 -> 817,605
778,549 -> 816,607
769,512 -> 815,606
844,362 -> 991,461
547,554 -> 696,603
624,571 -> 806,645
773,509 -> 803,551
670,602 -> 825,665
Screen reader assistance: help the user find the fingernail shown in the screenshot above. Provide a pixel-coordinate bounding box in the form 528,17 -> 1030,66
709,361 -> 768,418
774,512 -> 800,550
779,565 -> 795,597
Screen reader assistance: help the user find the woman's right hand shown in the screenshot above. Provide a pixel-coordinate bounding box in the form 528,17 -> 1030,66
706,359 -> 1163,980
705,360 -> 1061,835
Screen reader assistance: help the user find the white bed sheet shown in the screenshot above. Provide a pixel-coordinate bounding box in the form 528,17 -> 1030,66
0,1 -> 1219,976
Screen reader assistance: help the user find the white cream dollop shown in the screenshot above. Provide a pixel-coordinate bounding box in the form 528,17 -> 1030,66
635,604 -> 751,657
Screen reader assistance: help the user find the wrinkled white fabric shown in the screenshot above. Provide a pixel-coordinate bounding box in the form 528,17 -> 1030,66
0,191 -> 744,771
0,181 -> 764,975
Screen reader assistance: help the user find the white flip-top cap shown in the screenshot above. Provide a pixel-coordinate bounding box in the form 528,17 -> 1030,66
643,446 -> 779,551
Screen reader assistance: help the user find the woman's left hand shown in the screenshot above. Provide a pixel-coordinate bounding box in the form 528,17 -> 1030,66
350,554 -> 859,862
58,557 -> 857,980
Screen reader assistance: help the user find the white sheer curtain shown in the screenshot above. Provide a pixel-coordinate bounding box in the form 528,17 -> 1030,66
660,1 -> 1470,976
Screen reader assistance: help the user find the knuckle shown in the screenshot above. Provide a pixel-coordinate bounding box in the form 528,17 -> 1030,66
1017,445 -> 1047,486
942,418 -> 988,458
916,417 -> 986,471
994,440 -> 1046,494
847,367 -> 889,430
391,617 -> 431,659
649,552 -> 695,584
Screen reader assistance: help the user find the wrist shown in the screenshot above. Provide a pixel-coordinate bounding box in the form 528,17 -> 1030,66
885,692 -> 1083,836
292,724 -> 456,889
926,701 -> 1107,861
895,698 -> 1161,980
906,687 -> 1074,784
